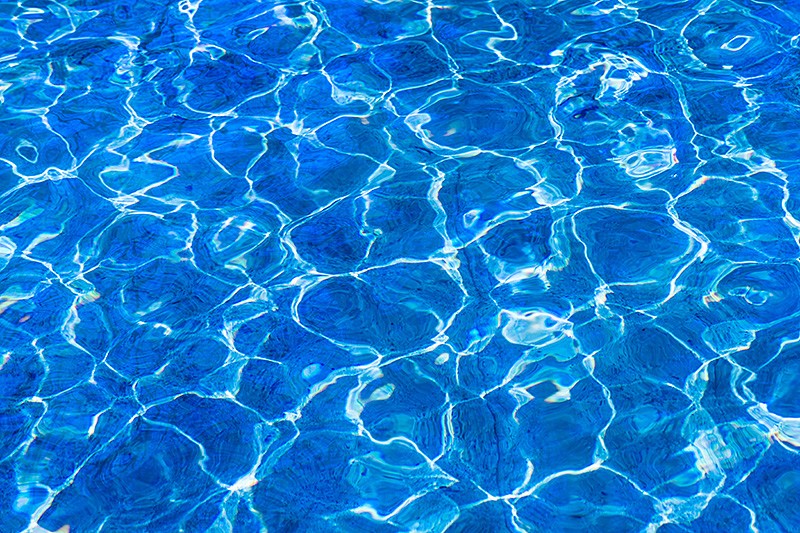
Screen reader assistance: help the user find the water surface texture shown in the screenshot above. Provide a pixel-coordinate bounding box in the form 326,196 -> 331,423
2,0 -> 800,531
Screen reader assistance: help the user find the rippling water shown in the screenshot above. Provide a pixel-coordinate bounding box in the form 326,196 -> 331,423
1,0 -> 800,531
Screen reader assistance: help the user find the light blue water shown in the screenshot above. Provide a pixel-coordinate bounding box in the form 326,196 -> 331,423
1,0 -> 800,531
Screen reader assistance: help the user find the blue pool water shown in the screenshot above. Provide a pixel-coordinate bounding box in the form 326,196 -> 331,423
1,0 -> 800,531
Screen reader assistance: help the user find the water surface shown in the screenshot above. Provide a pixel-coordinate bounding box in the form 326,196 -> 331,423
1,0 -> 800,531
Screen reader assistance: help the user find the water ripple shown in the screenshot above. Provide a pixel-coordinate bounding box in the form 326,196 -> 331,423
1,0 -> 800,532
